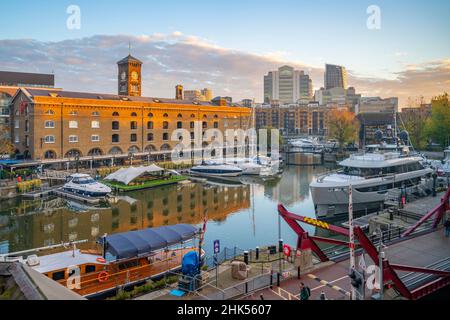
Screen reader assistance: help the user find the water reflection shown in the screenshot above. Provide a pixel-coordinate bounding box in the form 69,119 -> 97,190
0,165 -> 336,256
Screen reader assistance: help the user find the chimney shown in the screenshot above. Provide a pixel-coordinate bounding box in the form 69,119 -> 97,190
175,85 -> 183,100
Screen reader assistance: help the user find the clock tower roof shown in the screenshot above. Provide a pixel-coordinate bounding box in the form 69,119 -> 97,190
117,54 -> 143,65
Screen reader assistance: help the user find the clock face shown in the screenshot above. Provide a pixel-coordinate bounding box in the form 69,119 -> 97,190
131,71 -> 139,81
120,71 -> 126,81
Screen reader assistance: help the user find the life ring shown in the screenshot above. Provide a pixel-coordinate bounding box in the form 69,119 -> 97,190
98,271 -> 110,282
96,257 -> 106,263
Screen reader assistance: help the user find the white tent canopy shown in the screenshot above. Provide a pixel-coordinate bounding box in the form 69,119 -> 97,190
104,165 -> 165,185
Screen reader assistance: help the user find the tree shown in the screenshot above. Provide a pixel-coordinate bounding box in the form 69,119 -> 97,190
423,93 -> 450,148
401,111 -> 429,149
328,110 -> 359,151
0,126 -> 13,156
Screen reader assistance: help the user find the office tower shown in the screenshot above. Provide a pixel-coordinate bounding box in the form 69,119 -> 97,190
324,64 -> 347,90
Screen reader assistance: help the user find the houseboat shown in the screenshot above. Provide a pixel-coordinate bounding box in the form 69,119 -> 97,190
0,224 -> 203,298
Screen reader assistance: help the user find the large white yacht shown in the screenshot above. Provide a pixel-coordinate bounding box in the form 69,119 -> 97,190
63,173 -> 112,197
310,152 -> 433,217
190,163 -> 243,177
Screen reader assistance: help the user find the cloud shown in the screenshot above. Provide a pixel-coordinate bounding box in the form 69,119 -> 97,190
0,34 -> 448,107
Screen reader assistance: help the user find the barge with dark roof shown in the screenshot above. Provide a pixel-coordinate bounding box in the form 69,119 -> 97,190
0,224 -> 204,298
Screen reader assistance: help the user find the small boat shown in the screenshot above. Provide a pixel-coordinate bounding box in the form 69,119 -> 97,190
190,163 -> 243,177
289,138 -> 324,154
63,173 -> 112,197
0,224 -> 204,299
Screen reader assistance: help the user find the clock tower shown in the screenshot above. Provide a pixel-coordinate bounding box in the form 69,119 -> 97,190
117,54 -> 143,96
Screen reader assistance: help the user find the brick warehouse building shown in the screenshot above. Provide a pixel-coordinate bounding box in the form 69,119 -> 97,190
255,102 -> 349,136
9,54 -> 252,161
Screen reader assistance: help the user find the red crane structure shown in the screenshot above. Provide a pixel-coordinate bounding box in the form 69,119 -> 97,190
278,188 -> 450,300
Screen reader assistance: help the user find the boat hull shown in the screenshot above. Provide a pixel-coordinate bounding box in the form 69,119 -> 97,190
310,169 -> 433,218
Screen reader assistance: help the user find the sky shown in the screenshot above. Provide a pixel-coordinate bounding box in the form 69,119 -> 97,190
0,0 -> 449,106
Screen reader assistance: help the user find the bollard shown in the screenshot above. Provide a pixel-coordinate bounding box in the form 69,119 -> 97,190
277,272 -> 280,287
244,251 -> 249,265
270,271 -> 273,289
297,267 -> 300,279
256,246 -> 260,260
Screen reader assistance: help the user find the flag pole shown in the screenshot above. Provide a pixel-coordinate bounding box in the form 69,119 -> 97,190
348,184 -> 356,300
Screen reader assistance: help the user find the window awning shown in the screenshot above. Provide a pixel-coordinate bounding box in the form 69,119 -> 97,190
103,224 -> 198,259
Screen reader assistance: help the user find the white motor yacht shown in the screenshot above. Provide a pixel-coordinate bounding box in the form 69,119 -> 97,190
63,173 -> 112,197
310,152 -> 433,218
190,163 -> 243,177
290,138 -> 324,153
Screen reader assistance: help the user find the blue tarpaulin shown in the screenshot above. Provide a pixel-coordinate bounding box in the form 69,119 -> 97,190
181,251 -> 200,276
104,224 -> 198,259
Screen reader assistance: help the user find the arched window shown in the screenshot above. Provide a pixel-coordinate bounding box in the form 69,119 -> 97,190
163,113 -> 169,118
160,144 -> 171,151
190,114 -> 195,118
44,150 -> 56,159
92,111 -> 100,116
131,112 -> 137,117
112,112 -> 119,116
109,147 -> 123,155
69,111 -> 78,116
203,114 -> 208,119
88,148 -> 103,156
45,110 -> 54,115
65,149 -> 82,158
128,146 -> 140,153
214,114 -> 218,118
148,112 -> 153,118
177,113 -> 183,118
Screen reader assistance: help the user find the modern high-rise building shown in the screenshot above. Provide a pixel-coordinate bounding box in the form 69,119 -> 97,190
324,64 -> 347,90
264,66 -> 313,104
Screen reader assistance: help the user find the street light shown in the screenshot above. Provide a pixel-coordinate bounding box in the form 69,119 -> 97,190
75,155 -> 80,173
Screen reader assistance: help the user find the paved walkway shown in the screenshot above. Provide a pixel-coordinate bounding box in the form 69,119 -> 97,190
244,227 -> 450,300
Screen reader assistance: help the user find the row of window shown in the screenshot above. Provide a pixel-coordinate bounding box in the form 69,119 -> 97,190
39,131 -> 223,144
44,120 -> 100,129
42,120 -> 219,130
42,110 -> 221,119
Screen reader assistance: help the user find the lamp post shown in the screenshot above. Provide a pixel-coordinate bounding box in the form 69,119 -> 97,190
128,152 -> 134,166
75,155 -> 80,173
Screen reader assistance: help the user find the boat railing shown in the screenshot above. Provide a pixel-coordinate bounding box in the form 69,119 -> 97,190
62,247 -> 197,295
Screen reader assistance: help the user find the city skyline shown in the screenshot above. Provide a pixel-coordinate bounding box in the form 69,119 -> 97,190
0,0 -> 449,107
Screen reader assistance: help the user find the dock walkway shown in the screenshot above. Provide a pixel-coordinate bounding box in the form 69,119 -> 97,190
244,227 -> 450,300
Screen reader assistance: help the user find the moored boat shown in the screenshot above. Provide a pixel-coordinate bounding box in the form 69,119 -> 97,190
63,173 -> 112,197
0,224 -> 204,298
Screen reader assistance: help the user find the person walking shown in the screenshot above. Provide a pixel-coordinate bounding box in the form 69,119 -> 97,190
299,282 -> 311,301
444,219 -> 450,237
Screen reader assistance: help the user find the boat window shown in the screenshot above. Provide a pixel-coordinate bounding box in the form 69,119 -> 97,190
118,260 -> 139,270
52,270 -> 65,281
85,265 -> 96,273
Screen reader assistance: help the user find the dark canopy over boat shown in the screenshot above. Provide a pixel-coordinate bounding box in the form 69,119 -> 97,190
103,224 -> 198,259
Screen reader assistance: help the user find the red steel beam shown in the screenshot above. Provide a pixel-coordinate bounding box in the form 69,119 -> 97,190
403,187 -> 450,237
277,204 -> 349,236
354,226 -> 413,299
278,204 -> 329,262
390,264 -> 450,277
310,235 -> 356,247
411,277 -> 450,300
